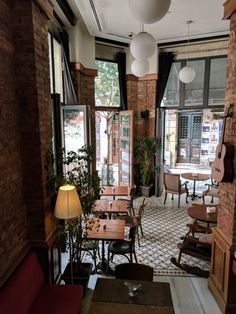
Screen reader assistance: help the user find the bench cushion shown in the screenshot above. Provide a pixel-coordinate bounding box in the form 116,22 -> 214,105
0,252 -> 44,314
29,284 -> 83,314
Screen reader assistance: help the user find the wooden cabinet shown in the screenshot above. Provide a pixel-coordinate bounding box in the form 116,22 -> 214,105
208,227 -> 236,313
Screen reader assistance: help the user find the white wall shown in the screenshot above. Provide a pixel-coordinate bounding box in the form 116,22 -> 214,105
67,20 -> 96,69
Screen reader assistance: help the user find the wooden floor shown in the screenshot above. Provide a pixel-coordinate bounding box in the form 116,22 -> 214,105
81,274 -> 221,314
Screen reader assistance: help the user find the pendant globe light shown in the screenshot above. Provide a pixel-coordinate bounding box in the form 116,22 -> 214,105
179,21 -> 196,84
129,0 -> 171,24
130,31 -> 156,60
131,59 -> 150,77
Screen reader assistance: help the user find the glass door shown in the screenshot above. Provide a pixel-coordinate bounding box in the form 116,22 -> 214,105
118,110 -> 134,186
61,105 -> 89,154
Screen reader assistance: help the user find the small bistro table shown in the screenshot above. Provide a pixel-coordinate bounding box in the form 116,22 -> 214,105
85,219 -> 125,274
89,278 -> 174,314
100,186 -> 129,200
93,199 -> 130,218
181,172 -> 210,200
187,205 -> 217,229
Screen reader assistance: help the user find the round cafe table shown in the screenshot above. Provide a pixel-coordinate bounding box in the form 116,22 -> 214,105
187,205 -> 217,225
181,172 -> 210,200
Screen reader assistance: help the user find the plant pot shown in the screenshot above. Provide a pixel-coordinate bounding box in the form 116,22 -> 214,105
61,262 -> 92,297
140,185 -> 154,197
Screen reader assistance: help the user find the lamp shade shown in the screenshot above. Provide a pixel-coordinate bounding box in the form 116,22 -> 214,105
129,0 -> 171,24
179,66 -> 196,84
54,185 -> 82,219
131,59 -> 149,77
130,32 -> 156,60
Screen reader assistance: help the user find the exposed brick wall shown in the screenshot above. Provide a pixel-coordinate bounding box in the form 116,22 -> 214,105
12,0 -> 53,241
72,64 -> 97,172
0,0 -> 29,283
217,12 -> 236,244
127,74 -> 156,139
0,0 -> 55,285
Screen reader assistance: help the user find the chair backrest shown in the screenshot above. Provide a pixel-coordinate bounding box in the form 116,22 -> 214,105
163,172 -> 180,193
115,263 -> 154,281
128,225 -> 137,245
137,197 -> 148,218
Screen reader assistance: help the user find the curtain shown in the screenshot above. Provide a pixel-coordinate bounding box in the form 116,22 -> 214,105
116,52 -> 127,110
59,31 -> 78,105
156,52 -> 174,107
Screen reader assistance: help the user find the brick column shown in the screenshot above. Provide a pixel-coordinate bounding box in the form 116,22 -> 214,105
71,62 -> 97,172
127,74 -> 157,139
208,3 -> 236,312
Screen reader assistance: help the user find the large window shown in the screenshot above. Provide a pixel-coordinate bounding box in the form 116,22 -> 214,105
161,56 -> 227,108
95,60 -> 120,107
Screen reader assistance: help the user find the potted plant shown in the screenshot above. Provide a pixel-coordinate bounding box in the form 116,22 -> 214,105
48,146 -> 102,293
134,137 -> 160,197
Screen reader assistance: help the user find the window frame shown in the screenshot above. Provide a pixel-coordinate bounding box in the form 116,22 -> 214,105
161,55 -> 227,110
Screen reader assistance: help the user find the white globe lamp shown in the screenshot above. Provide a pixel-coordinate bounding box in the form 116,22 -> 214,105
179,66 -> 196,84
129,0 -> 171,24
131,59 -> 149,77
130,32 -> 156,60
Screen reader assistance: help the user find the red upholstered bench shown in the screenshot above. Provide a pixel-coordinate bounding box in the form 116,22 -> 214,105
0,252 -> 83,314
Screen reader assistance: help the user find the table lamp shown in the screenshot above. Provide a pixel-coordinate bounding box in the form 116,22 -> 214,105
54,185 -> 82,283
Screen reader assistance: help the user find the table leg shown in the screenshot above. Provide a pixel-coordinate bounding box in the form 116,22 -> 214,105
190,180 -> 201,200
93,240 -> 114,275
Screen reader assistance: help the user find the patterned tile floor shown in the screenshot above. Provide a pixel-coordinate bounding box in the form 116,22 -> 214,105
80,193 -> 216,276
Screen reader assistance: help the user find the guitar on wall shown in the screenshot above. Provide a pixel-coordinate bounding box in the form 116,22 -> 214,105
211,104 -> 234,183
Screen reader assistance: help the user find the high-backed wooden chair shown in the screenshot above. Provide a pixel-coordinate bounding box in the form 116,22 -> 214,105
163,172 -> 189,208
115,263 -> 154,281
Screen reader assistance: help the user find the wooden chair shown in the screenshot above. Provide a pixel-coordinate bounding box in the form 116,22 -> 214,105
115,263 -> 154,281
116,198 -> 148,246
163,172 -> 189,208
177,233 -> 212,264
107,226 -> 138,270
202,179 -> 219,204
117,185 -> 136,215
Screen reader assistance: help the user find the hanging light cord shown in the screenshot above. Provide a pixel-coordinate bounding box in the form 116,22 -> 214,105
186,20 -> 193,65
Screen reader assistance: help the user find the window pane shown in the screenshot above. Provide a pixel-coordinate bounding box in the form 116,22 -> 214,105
95,60 -> 120,107
208,57 -> 227,106
53,39 -> 63,99
184,59 -> 205,106
62,106 -> 86,153
162,62 -> 181,107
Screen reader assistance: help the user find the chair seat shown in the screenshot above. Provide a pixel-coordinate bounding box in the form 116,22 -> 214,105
108,240 -> 132,254
203,188 -> 219,197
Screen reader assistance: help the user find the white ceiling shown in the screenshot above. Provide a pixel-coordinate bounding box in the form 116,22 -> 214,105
66,0 -> 230,45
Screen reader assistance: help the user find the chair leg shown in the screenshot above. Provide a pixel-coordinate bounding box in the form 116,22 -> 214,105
139,222 -> 144,236
133,251 -> 138,263
171,194 -> 174,200
202,195 -> 205,204
178,195 -> 180,208
137,229 -> 141,247
178,250 -> 182,264
211,196 -> 214,203
185,193 -> 188,204
164,192 -> 167,204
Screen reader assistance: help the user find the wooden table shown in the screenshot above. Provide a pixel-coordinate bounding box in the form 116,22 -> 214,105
187,205 -> 217,225
100,186 -> 129,200
85,219 -> 125,274
181,172 -> 210,200
89,278 -> 174,314
93,199 -> 129,218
